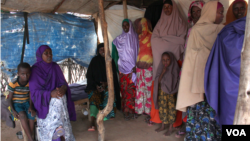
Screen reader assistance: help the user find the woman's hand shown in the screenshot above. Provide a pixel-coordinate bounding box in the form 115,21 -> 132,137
57,85 -> 67,97
132,67 -> 136,73
100,82 -> 107,88
96,85 -> 104,93
161,65 -> 167,75
51,89 -> 60,99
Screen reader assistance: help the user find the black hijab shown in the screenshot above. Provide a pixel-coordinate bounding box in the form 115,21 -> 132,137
86,43 -> 121,110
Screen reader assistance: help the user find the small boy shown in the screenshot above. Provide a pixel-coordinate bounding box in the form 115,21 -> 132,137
8,62 -> 36,141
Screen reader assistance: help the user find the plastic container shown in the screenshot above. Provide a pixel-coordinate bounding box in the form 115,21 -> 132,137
16,131 -> 23,140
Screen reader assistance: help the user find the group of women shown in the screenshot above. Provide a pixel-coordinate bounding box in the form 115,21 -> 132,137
86,0 -> 248,140
28,0 -> 248,140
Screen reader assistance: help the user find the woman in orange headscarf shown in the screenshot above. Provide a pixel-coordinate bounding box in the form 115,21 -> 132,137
133,18 -> 153,118
225,0 -> 248,25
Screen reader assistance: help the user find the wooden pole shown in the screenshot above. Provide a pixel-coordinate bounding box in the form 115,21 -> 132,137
123,0 -> 128,19
97,0 -> 115,141
233,0 -> 250,125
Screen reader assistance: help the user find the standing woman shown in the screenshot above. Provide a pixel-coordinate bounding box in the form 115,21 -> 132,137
175,1 -> 205,138
224,0 -> 247,25
176,1 -> 224,140
86,43 -> 120,131
112,19 -> 139,120
149,0 -> 187,126
29,45 -> 76,141
133,18 -> 153,117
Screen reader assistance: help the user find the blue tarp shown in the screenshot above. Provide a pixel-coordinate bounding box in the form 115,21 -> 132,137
1,12 -> 97,78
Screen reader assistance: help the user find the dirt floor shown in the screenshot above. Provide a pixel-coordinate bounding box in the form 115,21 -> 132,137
1,105 -> 185,141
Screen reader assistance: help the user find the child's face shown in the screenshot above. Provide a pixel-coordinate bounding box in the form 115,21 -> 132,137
162,54 -> 171,67
18,68 -> 31,82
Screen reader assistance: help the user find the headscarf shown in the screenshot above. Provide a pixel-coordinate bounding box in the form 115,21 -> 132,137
205,17 -> 246,127
188,1 -> 205,27
134,18 -> 153,69
225,0 -> 248,25
153,52 -> 180,109
86,43 -> 121,110
113,19 -> 139,84
163,0 -> 173,5
151,0 -> 187,80
29,45 -> 76,120
176,1 -> 225,112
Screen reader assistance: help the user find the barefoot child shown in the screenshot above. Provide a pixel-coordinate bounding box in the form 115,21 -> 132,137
8,63 -> 36,141
153,52 -> 180,136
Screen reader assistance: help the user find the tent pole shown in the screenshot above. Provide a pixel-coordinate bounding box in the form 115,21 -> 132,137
123,0 -> 128,19
233,0 -> 250,125
20,12 -> 29,63
97,0 -> 115,141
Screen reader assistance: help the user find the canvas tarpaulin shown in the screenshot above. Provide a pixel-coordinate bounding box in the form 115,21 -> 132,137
1,12 -> 97,78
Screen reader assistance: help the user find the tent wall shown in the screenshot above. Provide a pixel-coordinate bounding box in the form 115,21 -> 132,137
1,13 -> 97,78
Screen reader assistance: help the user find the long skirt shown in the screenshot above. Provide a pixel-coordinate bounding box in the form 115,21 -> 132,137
185,98 -> 222,141
158,86 -> 177,124
150,81 -> 162,123
119,72 -> 136,114
88,89 -> 116,120
135,67 -> 153,115
37,95 -> 75,141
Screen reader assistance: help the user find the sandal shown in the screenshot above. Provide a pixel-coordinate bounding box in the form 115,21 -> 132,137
144,116 -> 151,123
52,126 -> 65,140
175,130 -> 186,138
124,115 -> 130,121
147,121 -> 155,126
88,126 -> 95,131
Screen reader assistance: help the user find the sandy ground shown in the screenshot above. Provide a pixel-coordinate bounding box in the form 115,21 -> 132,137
1,105 -> 185,141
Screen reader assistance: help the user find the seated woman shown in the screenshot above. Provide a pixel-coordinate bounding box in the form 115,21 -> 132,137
29,45 -> 76,141
86,43 -> 120,131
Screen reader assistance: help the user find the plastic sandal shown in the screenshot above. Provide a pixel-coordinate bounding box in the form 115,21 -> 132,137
52,127 -> 65,140
124,115 -> 130,121
175,131 -> 186,138
88,126 -> 95,132
147,121 -> 155,126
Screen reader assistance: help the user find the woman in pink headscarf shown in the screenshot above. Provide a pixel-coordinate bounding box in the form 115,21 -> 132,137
175,1 -> 205,138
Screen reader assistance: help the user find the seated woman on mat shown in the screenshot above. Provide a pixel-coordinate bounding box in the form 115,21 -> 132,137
29,45 -> 76,141
86,43 -> 120,131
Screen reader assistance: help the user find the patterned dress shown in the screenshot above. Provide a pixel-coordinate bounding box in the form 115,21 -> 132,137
120,72 -> 136,114
88,88 -> 116,120
135,67 -> 153,114
158,85 -> 177,124
185,98 -> 222,141
37,95 -> 75,141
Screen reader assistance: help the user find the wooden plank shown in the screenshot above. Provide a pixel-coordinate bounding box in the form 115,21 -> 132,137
97,0 -> 115,141
123,0 -> 128,19
233,0 -> 250,125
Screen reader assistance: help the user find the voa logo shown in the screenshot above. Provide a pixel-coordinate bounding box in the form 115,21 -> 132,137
226,129 -> 246,136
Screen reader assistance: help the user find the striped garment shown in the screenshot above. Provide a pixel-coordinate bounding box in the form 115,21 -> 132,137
8,78 -> 30,103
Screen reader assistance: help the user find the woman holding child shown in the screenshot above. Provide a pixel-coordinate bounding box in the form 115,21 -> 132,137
29,45 -> 76,141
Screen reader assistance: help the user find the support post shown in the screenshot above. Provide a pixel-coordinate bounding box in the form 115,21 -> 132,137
123,0 -> 128,19
21,12 -> 29,63
233,0 -> 250,125
97,0 -> 115,141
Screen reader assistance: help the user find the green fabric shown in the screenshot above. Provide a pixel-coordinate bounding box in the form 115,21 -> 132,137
111,42 -> 119,73
90,105 -> 108,121
122,19 -> 129,25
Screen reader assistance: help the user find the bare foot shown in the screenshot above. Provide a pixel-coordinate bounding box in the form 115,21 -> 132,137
164,124 -> 173,136
155,124 -> 166,132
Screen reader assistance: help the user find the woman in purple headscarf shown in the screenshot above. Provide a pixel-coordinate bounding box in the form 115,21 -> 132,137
29,45 -> 76,141
111,19 -> 139,120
